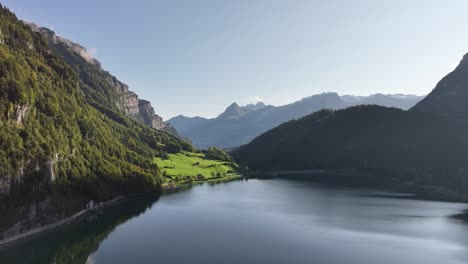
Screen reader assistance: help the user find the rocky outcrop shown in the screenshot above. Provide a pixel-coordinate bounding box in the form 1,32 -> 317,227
136,100 -> 165,129
0,29 -> 4,45
45,153 -> 59,183
26,23 -> 100,66
0,155 -> 68,239
13,105 -> 29,124
25,22 -> 176,134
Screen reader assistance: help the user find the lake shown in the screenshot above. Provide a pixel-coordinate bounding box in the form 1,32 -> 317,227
1,178 -> 468,264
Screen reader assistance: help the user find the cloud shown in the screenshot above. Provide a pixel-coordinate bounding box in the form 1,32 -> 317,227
247,95 -> 264,103
78,47 -> 97,63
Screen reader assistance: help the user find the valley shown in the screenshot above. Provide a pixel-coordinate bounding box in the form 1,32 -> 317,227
1,1 -> 468,263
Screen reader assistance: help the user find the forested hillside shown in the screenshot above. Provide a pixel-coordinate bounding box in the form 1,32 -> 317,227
234,49 -> 468,200
0,5 -> 191,238
234,105 -> 468,198
26,22 -> 178,135
170,93 -> 423,149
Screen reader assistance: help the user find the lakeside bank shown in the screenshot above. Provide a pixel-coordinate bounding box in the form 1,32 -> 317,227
251,169 -> 468,203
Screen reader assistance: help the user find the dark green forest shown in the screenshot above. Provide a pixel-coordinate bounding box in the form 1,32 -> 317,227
0,4 -> 191,231
234,105 -> 468,197
235,50 -> 468,199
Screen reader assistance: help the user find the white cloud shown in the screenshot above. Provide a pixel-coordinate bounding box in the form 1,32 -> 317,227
78,47 -> 97,63
247,95 -> 264,103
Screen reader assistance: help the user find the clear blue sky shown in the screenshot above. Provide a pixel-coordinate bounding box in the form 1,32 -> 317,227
4,0 -> 468,119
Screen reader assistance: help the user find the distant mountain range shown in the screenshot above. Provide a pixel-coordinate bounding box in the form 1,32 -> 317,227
234,52 -> 468,201
169,93 -> 425,149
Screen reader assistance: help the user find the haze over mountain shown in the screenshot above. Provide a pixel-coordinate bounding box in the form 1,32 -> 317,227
169,93 -> 424,149
234,52 -> 468,201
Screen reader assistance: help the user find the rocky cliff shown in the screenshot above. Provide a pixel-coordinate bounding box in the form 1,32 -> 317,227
26,22 -> 175,133
0,5 -> 192,241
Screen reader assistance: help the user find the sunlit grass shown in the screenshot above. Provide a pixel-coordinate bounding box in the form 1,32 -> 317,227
154,151 -> 239,186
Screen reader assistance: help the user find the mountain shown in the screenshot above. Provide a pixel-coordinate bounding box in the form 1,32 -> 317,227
26,22 -> 178,135
167,115 -> 209,135
342,93 -> 424,110
234,53 -> 468,201
243,102 -> 266,111
169,93 -> 424,149
217,102 -> 250,119
215,102 -> 266,119
0,5 -> 192,239
412,54 -> 468,118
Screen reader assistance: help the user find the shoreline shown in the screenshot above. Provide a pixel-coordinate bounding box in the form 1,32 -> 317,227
0,193 -> 152,248
0,174 -> 242,248
2,170 -> 465,248
0,175 -> 243,248
251,169 -> 468,203
162,174 -> 243,192
251,169 -> 366,177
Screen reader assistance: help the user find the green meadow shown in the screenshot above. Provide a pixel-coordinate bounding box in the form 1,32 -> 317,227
154,151 -> 240,186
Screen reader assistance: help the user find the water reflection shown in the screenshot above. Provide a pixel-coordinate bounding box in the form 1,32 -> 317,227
452,210 -> 468,224
1,179 -> 468,264
0,196 -> 158,264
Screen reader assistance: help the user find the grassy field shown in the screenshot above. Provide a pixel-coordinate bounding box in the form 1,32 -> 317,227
154,151 -> 240,187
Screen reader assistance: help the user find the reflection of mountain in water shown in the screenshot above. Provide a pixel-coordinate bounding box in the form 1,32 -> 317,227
452,210 -> 468,225
0,196 -> 159,264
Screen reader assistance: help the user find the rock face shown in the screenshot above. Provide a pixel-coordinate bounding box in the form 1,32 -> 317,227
0,159 -> 61,239
26,22 -> 176,133
13,105 -> 29,124
137,100 -> 166,129
26,23 -> 100,67
0,196 -> 63,240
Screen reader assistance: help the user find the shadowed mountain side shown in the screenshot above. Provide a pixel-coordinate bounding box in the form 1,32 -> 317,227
0,197 -> 158,264
234,105 -> 468,200
412,53 -> 468,119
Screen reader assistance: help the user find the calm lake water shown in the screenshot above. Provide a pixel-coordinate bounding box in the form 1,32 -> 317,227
1,178 -> 468,264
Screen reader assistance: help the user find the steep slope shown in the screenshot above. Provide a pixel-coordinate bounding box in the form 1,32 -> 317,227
171,92 -> 423,149
235,53 -> 468,200
0,5 -> 191,239
412,53 -> 468,118
234,105 -> 468,198
26,22 -> 178,135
